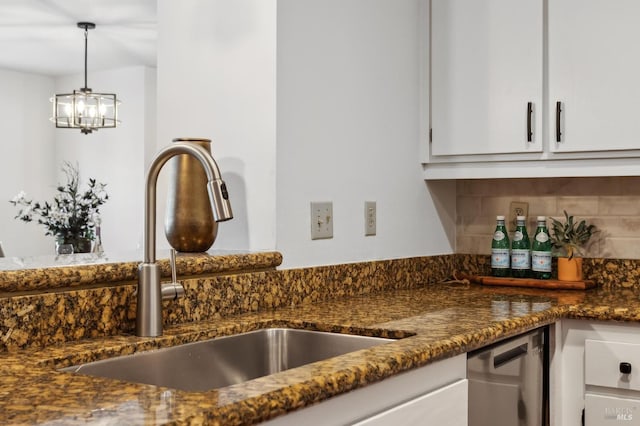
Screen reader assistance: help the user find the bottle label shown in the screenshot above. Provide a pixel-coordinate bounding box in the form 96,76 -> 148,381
513,231 -> 524,242
493,230 -> 506,241
511,249 -> 531,270
532,250 -> 552,272
491,248 -> 510,268
535,232 -> 549,243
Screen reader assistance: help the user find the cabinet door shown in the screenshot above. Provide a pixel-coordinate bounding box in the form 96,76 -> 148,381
431,0 -> 543,156
352,379 -> 468,426
555,320 -> 640,426
549,0 -> 640,152
263,354 -> 466,426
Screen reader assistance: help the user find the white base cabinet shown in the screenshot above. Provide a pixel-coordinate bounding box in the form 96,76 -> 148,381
552,319 -> 640,426
264,354 -> 467,426
353,379 -> 467,426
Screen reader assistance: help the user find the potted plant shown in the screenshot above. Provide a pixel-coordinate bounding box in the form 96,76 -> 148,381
10,162 -> 108,254
550,210 -> 597,281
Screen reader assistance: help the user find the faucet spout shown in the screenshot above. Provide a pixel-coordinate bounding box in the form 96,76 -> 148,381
136,140 -> 233,337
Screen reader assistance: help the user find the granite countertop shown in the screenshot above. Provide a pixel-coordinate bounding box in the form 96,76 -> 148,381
1,282 -> 639,425
0,250 -> 283,293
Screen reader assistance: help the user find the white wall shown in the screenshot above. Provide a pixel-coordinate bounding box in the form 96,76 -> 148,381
275,0 -> 454,268
0,66 -> 155,258
54,66 -> 155,254
3,1 -> 456,264
0,69 -> 57,256
157,0 -> 277,252
157,0 -> 455,268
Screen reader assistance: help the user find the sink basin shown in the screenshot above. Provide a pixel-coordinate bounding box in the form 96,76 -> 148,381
61,328 -> 394,391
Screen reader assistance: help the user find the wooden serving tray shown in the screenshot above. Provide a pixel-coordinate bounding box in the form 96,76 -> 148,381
458,273 -> 595,290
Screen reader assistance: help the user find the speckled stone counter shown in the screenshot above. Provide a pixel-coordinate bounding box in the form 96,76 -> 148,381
0,255 -> 455,351
2,282 -> 638,425
0,250 -> 283,293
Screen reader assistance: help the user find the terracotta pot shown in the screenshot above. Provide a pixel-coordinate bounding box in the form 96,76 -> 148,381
164,138 -> 218,252
557,257 -> 583,281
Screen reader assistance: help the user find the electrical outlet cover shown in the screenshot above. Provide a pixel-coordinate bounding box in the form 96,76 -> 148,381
509,201 -> 529,230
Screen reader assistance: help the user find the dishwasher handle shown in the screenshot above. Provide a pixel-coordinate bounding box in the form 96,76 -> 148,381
494,343 -> 528,369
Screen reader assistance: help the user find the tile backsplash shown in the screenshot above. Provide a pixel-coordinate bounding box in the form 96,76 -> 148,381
456,177 -> 640,259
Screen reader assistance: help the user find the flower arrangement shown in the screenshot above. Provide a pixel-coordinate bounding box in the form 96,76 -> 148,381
10,162 -> 108,251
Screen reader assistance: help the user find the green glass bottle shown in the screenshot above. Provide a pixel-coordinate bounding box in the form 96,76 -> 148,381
511,216 -> 531,278
531,216 -> 552,279
491,215 -> 510,277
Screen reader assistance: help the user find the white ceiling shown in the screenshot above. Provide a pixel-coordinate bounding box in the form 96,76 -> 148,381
0,0 -> 157,76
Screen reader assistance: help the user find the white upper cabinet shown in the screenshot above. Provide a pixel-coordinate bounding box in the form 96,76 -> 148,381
431,0 -> 543,156
549,0 -> 640,152
425,0 -> 640,179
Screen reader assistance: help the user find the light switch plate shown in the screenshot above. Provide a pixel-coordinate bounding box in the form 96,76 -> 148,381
310,202 -> 333,240
365,201 -> 376,236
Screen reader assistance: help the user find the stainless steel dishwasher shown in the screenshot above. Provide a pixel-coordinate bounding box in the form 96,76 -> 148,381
468,327 -> 548,426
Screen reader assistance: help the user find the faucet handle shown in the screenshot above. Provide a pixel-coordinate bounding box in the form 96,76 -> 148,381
162,249 -> 185,301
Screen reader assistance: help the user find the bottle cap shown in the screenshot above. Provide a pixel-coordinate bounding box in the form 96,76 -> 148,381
516,215 -> 526,221
537,216 -> 546,221
496,215 -> 505,220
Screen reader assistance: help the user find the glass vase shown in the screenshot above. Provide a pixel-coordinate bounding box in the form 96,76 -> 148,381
55,236 -> 92,254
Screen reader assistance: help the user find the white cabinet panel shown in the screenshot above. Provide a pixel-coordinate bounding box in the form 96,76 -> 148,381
431,0 -> 543,156
549,0 -> 640,153
425,1 -> 640,179
585,393 -> 640,425
586,339 -> 640,392
264,354 -> 466,426
554,320 -> 640,426
353,379 -> 468,426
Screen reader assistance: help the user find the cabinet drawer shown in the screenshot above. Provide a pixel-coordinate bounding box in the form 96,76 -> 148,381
585,393 -> 640,425
585,339 -> 640,391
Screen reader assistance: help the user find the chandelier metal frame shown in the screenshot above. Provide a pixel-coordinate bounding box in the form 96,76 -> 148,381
51,22 -> 120,134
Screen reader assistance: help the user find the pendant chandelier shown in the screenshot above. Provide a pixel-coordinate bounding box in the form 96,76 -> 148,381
51,22 -> 120,134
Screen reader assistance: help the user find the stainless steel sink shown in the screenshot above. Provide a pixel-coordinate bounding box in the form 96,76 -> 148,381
61,328 -> 393,391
